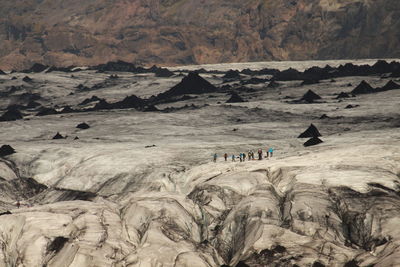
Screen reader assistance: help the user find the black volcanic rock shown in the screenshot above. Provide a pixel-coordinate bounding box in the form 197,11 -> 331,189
351,80 -> 375,94
155,67 -> 174,77
112,95 -> 146,109
298,124 -> 322,138
379,80 -> 400,91
345,104 -> 359,109
0,145 -> 15,157
336,92 -> 351,99
226,92 -> 245,103
0,108 -> 23,121
76,122 -> 90,129
22,76 -> 33,83
0,69 -> 6,75
52,132 -> 65,139
36,107 -> 58,116
223,69 -> 240,79
93,99 -> 111,110
371,60 -> 392,74
300,90 -> 322,103
274,68 -> 303,81
26,63 -> 48,73
153,72 -> 217,102
79,95 -> 102,105
304,137 -> 323,147
92,60 -> 147,73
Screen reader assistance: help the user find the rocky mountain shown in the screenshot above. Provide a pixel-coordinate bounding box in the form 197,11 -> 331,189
0,0 -> 399,70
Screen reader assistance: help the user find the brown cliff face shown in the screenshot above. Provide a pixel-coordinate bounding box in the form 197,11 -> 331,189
0,0 -> 399,70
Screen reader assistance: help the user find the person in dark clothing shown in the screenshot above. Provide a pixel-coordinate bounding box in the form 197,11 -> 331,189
243,153 -> 246,161
213,153 -> 217,163
258,149 -> 263,160
232,155 -> 235,162
224,153 -> 228,161
251,151 -> 255,160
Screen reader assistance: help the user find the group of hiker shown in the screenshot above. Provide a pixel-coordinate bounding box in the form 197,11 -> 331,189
213,148 -> 274,163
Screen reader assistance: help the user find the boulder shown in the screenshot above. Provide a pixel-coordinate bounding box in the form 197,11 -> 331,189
298,124 -> 322,138
304,137 -> 323,147
76,122 -> 90,129
22,76 -> 33,83
0,145 -> 15,157
52,132 -> 65,139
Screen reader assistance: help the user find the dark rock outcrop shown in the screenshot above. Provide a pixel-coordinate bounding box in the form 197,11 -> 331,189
336,92 -> 352,99
226,92 -> 245,103
379,80 -> 400,92
24,63 -> 48,73
22,76 -> 33,83
155,68 -> 174,77
300,90 -> 322,103
76,122 -> 90,130
152,72 -> 216,103
0,145 -> 16,157
79,95 -> 103,105
351,81 -> 375,95
0,108 -> 23,121
223,70 -> 241,79
36,107 -> 58,116
52,132 -> 65,139
47,237 -> 68,253
0,69 -> 6,75
298,124 -> 322,138
91,61 -> 147,73
304,137 -> 323,147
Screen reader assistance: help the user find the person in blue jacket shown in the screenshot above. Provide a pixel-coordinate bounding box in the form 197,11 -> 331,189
269,147 -> 274,157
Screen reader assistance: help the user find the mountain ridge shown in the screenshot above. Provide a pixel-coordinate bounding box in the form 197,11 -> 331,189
0,0 -> 399,70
